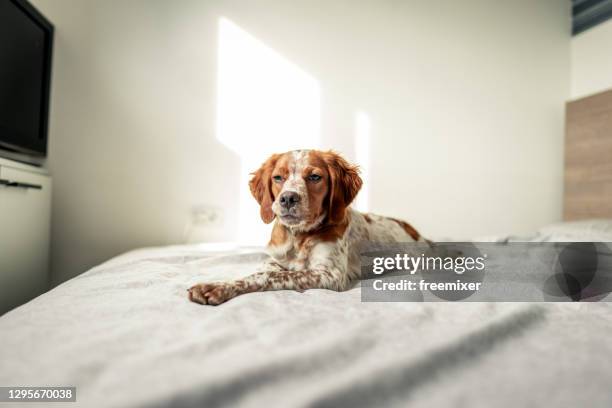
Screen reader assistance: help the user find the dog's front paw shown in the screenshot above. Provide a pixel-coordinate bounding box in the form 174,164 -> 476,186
188,282 -> 235,306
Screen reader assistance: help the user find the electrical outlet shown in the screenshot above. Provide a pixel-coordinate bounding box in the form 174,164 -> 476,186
191,205 -> 223,226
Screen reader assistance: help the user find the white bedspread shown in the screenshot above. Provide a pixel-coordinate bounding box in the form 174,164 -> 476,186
1,240 -> 612,408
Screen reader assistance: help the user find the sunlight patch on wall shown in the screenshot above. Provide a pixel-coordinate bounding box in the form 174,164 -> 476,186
216,17 -> 321,243
354,111 -> 371,212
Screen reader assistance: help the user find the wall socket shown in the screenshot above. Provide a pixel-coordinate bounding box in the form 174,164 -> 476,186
191,205 -> 224,226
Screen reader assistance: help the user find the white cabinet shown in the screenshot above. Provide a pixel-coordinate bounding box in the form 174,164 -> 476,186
0,157 -> 51,315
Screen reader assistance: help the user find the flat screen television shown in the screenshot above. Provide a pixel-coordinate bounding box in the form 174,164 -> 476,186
0,0 -> 53,158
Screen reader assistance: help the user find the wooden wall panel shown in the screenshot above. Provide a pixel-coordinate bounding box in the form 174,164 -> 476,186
564,89 -> 612,220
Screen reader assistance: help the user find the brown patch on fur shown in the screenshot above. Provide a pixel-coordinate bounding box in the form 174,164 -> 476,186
363,214 -> 373,224
269,221 -> 289,246
249,153 -> 283,224
267,215 -> 350,263
296,216 -> 349,250
389,217 -> 421,241
269,219 -> 349,255
312,150 -> 362,225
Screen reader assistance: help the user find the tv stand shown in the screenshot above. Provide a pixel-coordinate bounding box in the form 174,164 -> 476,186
0,157 -> 51,315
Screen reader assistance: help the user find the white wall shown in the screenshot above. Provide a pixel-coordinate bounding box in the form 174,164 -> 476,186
571,18 -> 612,99
31,0 -> 570,284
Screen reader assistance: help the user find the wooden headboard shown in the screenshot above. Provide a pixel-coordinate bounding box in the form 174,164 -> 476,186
564,89 -> 612,220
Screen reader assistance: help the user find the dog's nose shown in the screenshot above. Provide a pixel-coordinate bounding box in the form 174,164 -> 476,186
279,191 -> 300,209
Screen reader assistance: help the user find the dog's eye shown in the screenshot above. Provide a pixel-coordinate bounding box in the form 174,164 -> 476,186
273,175 -> 283,182
308,174 -> 322,182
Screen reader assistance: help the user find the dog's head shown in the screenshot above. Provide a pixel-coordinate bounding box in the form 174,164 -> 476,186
249,150 -> 362,230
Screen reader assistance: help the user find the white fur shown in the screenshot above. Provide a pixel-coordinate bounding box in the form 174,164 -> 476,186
271,149 -> 316,231
265,208 -> 422,291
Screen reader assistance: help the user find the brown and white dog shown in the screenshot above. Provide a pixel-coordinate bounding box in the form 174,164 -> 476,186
188,149 -> 425,305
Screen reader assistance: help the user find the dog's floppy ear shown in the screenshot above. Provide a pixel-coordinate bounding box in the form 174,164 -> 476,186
324,151 -> 362,224
249,154 -> 280,224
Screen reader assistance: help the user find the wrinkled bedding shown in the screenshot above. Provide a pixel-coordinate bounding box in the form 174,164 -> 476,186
1,228 -> 612,408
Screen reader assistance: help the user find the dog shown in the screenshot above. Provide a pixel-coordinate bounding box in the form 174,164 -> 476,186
188,149 -> 425,305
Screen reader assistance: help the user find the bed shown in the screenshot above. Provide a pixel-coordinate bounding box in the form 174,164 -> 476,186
2,90 -> 612,407
1,223 -> 612,408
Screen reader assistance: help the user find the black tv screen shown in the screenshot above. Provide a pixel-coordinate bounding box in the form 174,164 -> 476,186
0,0 -> 53,157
